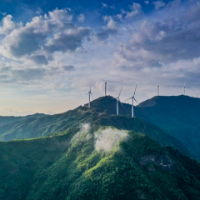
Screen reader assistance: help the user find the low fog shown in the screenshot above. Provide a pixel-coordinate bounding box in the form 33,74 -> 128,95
95,128 -> 128,152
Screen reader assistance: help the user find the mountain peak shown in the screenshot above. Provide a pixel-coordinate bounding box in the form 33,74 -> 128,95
137,95 -> 200,108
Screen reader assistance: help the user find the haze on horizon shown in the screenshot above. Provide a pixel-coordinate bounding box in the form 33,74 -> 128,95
0,0 -> 199,116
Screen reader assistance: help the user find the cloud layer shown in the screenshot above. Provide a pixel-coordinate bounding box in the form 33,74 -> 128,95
0,1 -> 200,115
0,8 -> 90,64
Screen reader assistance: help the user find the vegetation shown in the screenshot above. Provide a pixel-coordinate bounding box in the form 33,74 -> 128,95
1,125 -> 200,200
1,96 -> 200,199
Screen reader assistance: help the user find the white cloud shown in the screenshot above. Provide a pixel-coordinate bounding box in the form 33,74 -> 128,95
77,14 -> 85,22
107,18 -> 117,30
0,15 -> 17,35
94,16 -> 117,41
49,8 -> 73,23
0,9 -> 90,62
102,3 -> 108,9
71,123 -> 90,142
95,128 -> 128,151
125,3 -> 142,19
153,1 -> 166,9
44,27 -> 90,53
0,12 -> 6,16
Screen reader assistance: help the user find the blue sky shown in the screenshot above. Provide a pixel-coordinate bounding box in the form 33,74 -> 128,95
0,0 -> 199,115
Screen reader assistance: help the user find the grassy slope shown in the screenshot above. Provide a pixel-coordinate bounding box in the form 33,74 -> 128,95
0,126 -> 200,200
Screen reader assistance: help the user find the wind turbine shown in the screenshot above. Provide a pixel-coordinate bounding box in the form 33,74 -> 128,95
183,83 -> 185,95
105,80 -> 107,96
157,85 -> 159,96
88,85 -> 92,108
116,87 -> 123,115
125,85 -> 138,118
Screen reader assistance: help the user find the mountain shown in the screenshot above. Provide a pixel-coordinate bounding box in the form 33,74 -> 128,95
0,95 -> 200,161
0,113 -> 47,126
1,125 -> 200,200
134,95 -> 200,161
87,95 -> 200,161
0,96 -> 190,160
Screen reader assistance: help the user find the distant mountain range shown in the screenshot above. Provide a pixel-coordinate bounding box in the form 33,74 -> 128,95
1,95 -> 200,199
0,113 -> 47,126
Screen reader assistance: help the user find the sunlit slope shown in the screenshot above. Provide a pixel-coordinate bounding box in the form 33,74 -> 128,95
135,95 -> 200,161
0,126 -> 200,200
0,107 -> 94,140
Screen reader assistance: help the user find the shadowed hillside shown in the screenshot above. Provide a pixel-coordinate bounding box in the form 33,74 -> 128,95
135,95 -> 200,161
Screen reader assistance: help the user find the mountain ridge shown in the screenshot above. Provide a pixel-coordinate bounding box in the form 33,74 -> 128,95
0,95 -> 199,160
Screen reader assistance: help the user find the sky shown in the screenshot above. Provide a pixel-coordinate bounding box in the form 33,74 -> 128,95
0,0 -> 200,116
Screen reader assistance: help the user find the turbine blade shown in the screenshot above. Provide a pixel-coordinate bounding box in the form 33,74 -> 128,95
133,85 -> 137,97
118,87 -> 123,98
133,97 -> 138,104
124,97 -> 132,101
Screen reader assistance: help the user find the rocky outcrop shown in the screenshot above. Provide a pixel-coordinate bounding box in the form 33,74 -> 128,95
139,154 -> 174,171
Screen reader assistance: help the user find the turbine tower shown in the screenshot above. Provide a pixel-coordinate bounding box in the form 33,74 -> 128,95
125,85 -> 138,117
116,87 -> 123,115
184,83 -> 185,95
105,80 -> 107,96
157,85 -> 159,96
88,85 -> 92,108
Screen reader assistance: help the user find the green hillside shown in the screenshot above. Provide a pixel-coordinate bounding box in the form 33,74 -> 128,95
1,125 -> 200,200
